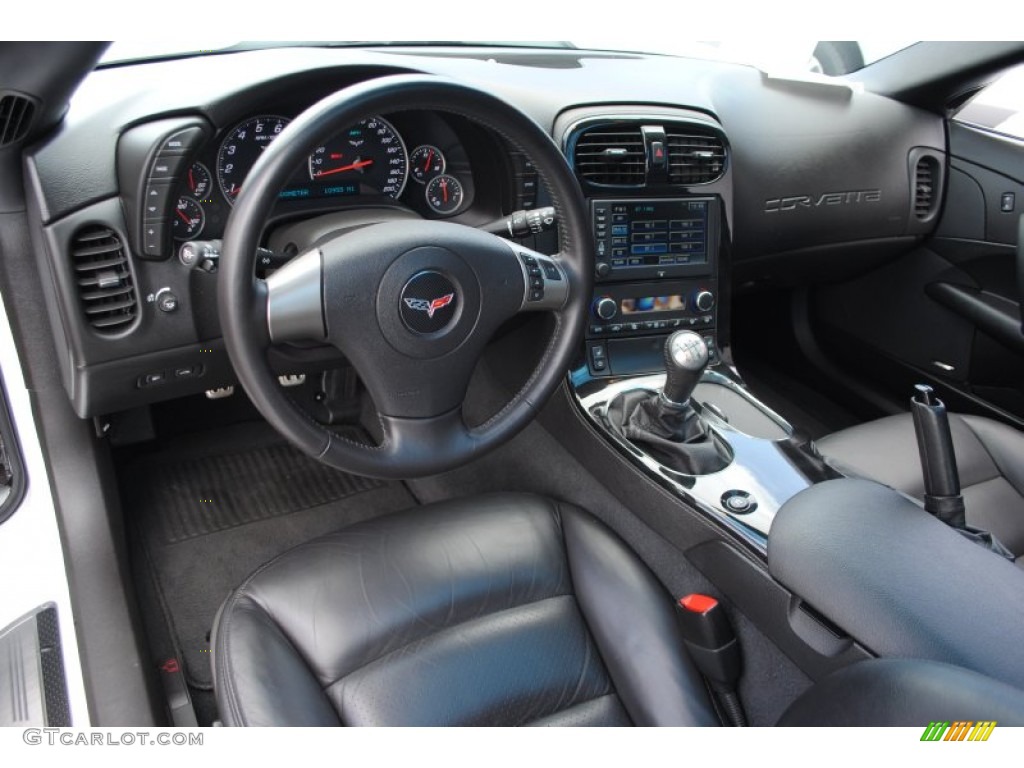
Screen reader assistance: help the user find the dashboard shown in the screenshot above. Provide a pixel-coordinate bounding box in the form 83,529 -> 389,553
22,46 -> 946,418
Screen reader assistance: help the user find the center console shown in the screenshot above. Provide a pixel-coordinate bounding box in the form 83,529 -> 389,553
586,197 -> 720,377
558,108 -> 835,554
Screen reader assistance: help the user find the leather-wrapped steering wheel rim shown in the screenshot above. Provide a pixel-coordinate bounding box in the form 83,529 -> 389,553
218,74 -> 592,478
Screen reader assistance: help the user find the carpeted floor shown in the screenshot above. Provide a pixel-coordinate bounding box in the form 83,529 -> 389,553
123,422 -> 416,694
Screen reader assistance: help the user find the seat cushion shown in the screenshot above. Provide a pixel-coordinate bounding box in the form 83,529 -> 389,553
212,492 -> 718,726
816,413 -> 1024,559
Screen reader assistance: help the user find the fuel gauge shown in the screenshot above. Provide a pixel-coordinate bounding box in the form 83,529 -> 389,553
410,145 -> 445,184
425,174 -> 463,216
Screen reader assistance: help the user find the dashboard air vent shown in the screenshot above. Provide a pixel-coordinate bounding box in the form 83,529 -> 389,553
0,94 -> 35,147
666,130 -> 726,184
913,155 -> 938,220
573,126 -> 645,185
69,225 -> 138,333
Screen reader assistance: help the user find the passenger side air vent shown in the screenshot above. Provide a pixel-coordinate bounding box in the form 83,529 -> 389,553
573,126 -> 646,186
913,155 -> 939,220
666,130 -> 726,184
0,93 -> 36,148
69,225 -> 138,333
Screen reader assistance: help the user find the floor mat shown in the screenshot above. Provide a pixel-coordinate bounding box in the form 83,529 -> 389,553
125,424 -> 416,691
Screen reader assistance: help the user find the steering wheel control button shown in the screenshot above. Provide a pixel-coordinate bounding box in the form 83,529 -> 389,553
400,271 -> 459,334
721,490 -> 756,515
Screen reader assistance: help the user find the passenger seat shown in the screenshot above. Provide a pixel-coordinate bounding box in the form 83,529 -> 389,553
815,412 -> 1024,566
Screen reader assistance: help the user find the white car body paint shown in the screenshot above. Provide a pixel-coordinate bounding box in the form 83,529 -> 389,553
0,288 -> 90,725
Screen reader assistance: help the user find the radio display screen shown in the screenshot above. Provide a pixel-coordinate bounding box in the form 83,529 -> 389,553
621,296 -> 685,314
593,199 -> 710,269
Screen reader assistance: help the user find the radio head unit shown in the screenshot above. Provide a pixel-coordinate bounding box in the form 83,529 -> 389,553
592,197 -> 717,282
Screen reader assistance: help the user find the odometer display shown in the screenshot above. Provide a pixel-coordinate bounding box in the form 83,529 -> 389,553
217,115 -> 290,205
308,117 -> 408,199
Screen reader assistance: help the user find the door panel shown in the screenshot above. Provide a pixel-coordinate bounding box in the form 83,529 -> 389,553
813,121 -> 1024,423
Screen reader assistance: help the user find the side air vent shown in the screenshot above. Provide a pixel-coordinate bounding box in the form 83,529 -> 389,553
69,225 -> 138,333
913,155 -> 939,220
573,126 -> 646,185
666,130 -> 726,184
0,94 -> 36,148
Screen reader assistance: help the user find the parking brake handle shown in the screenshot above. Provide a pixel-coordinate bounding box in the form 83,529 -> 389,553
910,384 -> 966,529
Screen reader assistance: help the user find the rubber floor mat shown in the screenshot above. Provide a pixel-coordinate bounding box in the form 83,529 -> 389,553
125,431 -> 416,690
137,442 -> 385,543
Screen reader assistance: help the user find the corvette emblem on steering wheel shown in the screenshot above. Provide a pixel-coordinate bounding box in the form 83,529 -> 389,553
403,293 -> 454,319
399,270 -> 460,334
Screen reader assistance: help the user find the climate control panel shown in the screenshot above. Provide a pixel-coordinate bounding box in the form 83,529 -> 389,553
584,279 -> 719,377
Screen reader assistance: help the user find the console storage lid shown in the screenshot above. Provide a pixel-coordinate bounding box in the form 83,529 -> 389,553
768,478 -> 1024,687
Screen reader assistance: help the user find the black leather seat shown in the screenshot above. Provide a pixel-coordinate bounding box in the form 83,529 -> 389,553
212,491 -> 1024,726
816,413 -> 1024,566
211,493 -> 719,726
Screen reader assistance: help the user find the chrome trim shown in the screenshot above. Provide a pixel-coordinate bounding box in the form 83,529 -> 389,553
265,248 -> 325,343
573,368 -> 827,555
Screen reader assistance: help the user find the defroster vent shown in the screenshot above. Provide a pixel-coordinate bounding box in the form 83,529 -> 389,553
69,225 -> 138,333
666,130 -> 726,184
573,126 -> 646,186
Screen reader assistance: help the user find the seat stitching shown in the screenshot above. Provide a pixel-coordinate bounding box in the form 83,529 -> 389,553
323,592 -> 577,691
521,692 -> 624,726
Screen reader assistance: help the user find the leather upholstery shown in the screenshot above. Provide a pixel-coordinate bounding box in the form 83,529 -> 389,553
212,493 -> 718,727
816,413 -> 1024,563
779,659 -> 1024,726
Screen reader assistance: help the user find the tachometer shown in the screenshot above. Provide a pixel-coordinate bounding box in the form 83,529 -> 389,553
217,115 -> 290,205
308,116 -> 408,198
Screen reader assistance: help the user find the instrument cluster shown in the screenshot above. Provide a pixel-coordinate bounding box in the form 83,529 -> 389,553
169,111 -> 474,244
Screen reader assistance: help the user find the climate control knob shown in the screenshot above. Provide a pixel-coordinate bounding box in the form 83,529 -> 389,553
694,290 -> 715,312
594,296 -> 618,320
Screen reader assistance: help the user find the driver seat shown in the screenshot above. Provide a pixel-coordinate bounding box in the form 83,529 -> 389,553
212,494 -> 718,726
212,493 -> 1024,726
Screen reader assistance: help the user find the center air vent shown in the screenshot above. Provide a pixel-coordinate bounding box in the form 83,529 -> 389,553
573,126 -> 646,186
666,130 -> 726,184
913,155 -> 939,220
69,225 -> 138,334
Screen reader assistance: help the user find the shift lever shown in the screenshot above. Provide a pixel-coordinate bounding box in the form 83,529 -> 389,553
661,331 -> 710,407
603,331 -> 729,475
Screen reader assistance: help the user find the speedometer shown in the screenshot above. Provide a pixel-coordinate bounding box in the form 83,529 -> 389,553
308,116 -> 408,199
217,115 -> 290,205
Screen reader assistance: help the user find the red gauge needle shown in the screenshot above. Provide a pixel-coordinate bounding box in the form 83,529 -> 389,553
423,150 -> 434,172
314,159 -> 373,178
188,168 -> 195,191
176,209 -> 193,225
441,178 -> 449,203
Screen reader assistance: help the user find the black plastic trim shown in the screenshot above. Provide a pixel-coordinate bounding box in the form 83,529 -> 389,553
927,281 -> 1024,354
0,373 -> 27,526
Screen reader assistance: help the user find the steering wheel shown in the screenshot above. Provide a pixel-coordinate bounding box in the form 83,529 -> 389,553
218,75 -> 592,478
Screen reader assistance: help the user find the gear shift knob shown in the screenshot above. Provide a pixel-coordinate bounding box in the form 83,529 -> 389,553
661,331 -> 709,407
